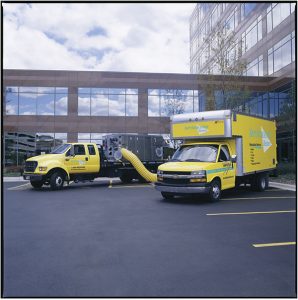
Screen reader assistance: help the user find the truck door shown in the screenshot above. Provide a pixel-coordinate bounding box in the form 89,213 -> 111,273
218,145 -> 235,189
87,144 -> 100,173
65,144 -> 89,174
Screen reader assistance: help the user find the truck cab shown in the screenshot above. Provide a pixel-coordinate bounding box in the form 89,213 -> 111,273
23,143 -> 100,190
155,141 -> 237,201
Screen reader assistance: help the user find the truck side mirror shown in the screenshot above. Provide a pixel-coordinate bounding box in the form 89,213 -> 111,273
231,155 -> 237,163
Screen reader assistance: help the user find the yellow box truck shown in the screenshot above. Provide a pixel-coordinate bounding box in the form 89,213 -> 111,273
155,110 -> 277,202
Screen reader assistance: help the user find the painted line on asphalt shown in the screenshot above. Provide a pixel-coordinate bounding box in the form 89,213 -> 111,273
108,179 -> 113,188
207,210 -> 296,216
110,184 -> 153,189
223,196 -> 295,201
253,242 -> 296,248
7,183 -> 31,190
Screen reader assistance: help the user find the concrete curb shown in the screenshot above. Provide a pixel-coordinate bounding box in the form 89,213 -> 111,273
3,177 -> 121,183
269,181 -> 296,192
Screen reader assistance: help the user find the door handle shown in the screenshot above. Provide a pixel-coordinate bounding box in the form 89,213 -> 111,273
85,157 -> 88,161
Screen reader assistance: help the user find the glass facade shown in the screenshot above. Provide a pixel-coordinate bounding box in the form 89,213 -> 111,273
3,132 -> 67,170
77,133 -> 108,145
268,32 -> 295,75
5,87 -> 68,115
78,88 -> 138,116
148,89 -> 199,117
241,15 -> 262,53
245,55 -> 263,76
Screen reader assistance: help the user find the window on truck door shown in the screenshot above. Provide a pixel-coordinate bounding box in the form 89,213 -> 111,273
87,145 -> 96,155
218,145 -> 230,162
74,145 -> 86,155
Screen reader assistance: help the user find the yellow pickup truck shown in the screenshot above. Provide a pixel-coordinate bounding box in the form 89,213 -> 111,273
23,140 -> 163,190
155,110 -> 277,202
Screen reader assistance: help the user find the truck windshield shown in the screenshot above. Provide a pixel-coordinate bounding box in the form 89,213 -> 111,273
51,144 -> 71,154
171,145 -> 219,162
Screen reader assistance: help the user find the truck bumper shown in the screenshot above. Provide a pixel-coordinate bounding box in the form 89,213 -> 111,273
154,182 -> 211,194
23,174 -> 43,181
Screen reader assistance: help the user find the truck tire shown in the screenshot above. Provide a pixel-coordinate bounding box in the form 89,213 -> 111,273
50,172 -> 65,190
30,180 -> 43,189
256,173 -> 267,192
120,174 -> 133,184
209,179 -> 221,202
161,192 -> 174,200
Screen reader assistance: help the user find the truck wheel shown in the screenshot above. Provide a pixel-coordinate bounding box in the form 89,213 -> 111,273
209,179 -> 221,202
120,175 -> 133,184
161,192 -> 174,200
30,180 -> 43,189
50,172 -> 65,190
256,173 -> 267,192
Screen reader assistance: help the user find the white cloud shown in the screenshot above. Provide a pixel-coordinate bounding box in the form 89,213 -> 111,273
3,3 -> 195,73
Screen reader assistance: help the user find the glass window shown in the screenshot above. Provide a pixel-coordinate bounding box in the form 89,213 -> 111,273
87,145 -> 96,155
36,133 -> 55,154
55,93 -> 68,115
242,16 -> 262,53
5,87 -> 18,115
78,94 -> 90,116
219,145 -> 230,161
109,94 -> 125,116
126,94 -> 138,116
19,93 -> 36,115
91,94 -> 108,116
78,133 -> 91,141
37,93 -> 55,115
74,145 -> 86,155
148,96 -> 160,116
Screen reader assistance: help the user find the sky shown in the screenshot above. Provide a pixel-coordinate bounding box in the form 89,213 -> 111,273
3,3 -> 195,73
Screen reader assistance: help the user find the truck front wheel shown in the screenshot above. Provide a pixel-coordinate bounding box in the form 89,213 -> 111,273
209,179 -> 221,202
30,180 -> 43,189
50,172 -> 65,190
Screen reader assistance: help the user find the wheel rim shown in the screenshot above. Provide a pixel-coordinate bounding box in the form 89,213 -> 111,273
212,184 -> 220,199
56,176 -> 63,186
261,178 -> 266,189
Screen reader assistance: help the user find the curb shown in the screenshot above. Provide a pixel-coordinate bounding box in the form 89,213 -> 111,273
3,176 -> 121,183
269,181 -> 296,192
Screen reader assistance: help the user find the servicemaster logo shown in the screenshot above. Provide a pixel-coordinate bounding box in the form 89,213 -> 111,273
197,126 -> 208,134
249,127 -> 272,152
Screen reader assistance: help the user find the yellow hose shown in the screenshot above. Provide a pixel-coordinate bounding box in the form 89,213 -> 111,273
120,148 -> 157,183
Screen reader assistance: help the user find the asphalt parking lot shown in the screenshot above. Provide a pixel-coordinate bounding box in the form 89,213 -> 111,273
3,180 -> 297,297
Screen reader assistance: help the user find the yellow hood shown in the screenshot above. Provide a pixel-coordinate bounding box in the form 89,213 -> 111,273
159,161 -> 213,172
26,154 -> 63,163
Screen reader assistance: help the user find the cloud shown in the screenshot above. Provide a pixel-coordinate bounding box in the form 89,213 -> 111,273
3,3 -> 195,73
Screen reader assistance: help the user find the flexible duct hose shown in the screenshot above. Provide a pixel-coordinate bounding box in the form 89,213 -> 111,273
120,148 -> 157,183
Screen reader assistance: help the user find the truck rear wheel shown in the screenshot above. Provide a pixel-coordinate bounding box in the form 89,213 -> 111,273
161,192 -> 174,200
256,173 -> 267,192
30,180 -> 43,189
209,179 -> 221,202
50,172 -> 65,190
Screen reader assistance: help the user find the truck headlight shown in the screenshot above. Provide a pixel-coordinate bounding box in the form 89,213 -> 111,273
39,166 -> 47,172
190,170 -> 206,182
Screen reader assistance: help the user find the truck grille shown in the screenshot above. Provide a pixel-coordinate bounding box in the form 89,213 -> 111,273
25,161 -> 38,172
163,171 -> 191,175
163,178 -> 190,184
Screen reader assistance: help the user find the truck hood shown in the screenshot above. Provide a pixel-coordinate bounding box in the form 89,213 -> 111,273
159,161 -> 214,172
26,154 -> 63,164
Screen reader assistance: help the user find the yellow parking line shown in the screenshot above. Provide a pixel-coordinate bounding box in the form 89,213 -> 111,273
8,183 -> 31,190
223,196 -> 295,201
207,210 -> 296,216
108,179 -> 113,188
253,242 -> 296,248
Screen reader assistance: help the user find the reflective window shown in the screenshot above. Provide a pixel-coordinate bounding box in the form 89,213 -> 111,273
242,16 -> 262,53
88,145 -> 96,155
245,55 -> 263,76
241,3 -> 257,19
148,89 -> 199,117
5,87 -> 68,115
78,88 -> 138,116
267,3 -> 295,33
268,32 -> 295,75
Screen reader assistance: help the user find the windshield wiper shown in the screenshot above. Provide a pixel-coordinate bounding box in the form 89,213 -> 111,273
184,159 -> 203,162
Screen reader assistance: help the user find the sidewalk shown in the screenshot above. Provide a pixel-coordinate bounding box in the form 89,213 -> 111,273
3,176 -> 296,191
3,176 -> 120,183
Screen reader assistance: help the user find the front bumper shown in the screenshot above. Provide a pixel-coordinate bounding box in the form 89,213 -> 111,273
23,173 -> 43,181
154,182 -> 211,194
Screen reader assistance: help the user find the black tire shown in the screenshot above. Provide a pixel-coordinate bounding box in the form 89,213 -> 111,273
120,174 -> 133,184
50,172 -> 65,190
161,192 -> 174,200
30,180 -> 43,189
256,173 -> 267,192
209,179 -> 221,202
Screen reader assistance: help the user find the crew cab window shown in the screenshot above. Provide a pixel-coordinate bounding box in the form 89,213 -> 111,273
218,145 -> 230,162
88,145 -> 96,155
74,144 -> 85,155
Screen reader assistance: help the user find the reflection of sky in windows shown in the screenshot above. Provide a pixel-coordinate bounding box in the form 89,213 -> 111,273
5,87 -> 68,115
148,89 -> 199,117
78,88 -> 138,116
